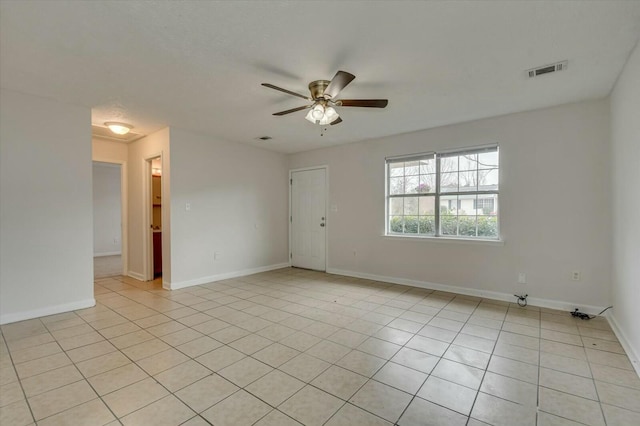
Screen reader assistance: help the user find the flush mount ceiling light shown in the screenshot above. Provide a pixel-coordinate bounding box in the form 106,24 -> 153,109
262,70 -> 388,127
104,122 -> 133,135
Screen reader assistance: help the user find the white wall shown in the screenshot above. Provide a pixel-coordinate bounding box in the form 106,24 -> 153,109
610,41 -> 640,372
127,128 -> 171,283
289,99 -> 611,310
0,89 -> 94,324
93,137 -> 128,163
93,162 -> 121,256
168,128 -> 289,288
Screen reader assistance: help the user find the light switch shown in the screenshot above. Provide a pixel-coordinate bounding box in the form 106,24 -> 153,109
185,202 -> 191,211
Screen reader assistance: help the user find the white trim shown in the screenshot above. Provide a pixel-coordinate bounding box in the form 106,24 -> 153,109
326,267 -> 608,315
607,313 -> 640,378
127,271 -> 145,281
93,251 -> 122,257
0,299 -> 96,325
381,235 -> 504,246
289,165 -> 329,272
167,263 -> 290,290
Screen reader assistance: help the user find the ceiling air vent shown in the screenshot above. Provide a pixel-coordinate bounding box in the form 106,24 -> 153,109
526,60 -> 568,79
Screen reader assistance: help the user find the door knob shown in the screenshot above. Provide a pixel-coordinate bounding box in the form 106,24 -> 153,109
320,223 -> 325,227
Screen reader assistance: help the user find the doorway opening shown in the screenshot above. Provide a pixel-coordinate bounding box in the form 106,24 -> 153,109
147,156 -> 163,281
92,161 -> 124,278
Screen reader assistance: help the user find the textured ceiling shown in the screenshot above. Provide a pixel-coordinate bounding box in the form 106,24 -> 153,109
1,1 -> 639,153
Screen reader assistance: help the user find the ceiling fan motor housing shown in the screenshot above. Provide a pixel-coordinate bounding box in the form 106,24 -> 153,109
309,80 -> 331,100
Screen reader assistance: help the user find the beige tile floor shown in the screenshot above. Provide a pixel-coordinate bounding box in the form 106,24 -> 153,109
1,268 -> 639,425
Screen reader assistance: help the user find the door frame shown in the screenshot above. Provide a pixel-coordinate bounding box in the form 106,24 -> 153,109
288,165 -> 329,271
143,152 -> 163,282
91,158 -> 128,277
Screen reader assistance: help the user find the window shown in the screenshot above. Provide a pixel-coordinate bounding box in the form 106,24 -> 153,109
386,145 -> 499,239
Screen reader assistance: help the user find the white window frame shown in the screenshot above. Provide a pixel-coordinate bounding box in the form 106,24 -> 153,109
385,144 -> 500,240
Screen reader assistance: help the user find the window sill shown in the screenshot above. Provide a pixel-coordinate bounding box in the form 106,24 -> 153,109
382,234 -> 504,246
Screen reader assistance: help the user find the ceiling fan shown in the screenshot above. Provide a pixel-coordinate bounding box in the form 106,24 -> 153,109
262,71 -> 388,126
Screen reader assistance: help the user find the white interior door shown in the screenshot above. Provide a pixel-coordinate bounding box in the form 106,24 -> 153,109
291,168 -> 326,271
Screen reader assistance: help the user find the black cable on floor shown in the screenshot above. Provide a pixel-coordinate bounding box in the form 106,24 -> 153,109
570,305 -> 613,320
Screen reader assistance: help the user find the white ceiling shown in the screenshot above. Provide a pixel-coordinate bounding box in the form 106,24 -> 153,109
1,1 -> 639,154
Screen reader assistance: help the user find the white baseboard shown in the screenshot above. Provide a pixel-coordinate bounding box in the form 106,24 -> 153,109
607,313 -> 640,378
0,298 -> 96,325
167,263 -> 290,290
127,271 -> 145,281
94,251 -> 121,257
326,267 -> 607,315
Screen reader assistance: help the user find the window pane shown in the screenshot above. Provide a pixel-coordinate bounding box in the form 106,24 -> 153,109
477,216 -> 498,237
458,195 -> 476,215
440,172 -> 458,192
404,197 -> 418,215
419,158 -> 435,174
419,216 -> 435,235
405,176 -> 419,194
404,216 -> 419,233
389,162 -> 404,177
389,216 -> 403,233
476,196 -> 496,215
479,168 -> 498,190
458,215 -> 477,236
440,195 -> 457,214
390,197 -> 404,215
478,151 -> 499,169
441,156 -> 458,173
440,214 -> 458,235
418,174 -> 435,193
459,171 -> 477,192
418,196 -> 435,215
405,161 -> 420,176
459,154 -> 477,171
390,177 -> 404,195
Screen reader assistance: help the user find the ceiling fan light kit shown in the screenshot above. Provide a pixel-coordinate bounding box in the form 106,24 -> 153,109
262,71 -> 388,127
305,103 -> 339,125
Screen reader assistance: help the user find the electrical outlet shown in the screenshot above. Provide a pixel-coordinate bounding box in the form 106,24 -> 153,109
214,252 -> 219,260
185,202 -> 191,211
518,272 -> 526,284
572,271 -> 580,281
113,238 -> 119,244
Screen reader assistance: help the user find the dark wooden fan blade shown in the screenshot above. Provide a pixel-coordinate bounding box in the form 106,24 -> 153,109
262,83 -> 309,100
338,99 -> 388,108
330,117 -> 343,126
324,71 -> 355,99
273,105 -> 311,116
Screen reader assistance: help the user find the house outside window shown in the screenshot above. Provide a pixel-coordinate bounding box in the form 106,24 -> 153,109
386,145 -> 499,239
